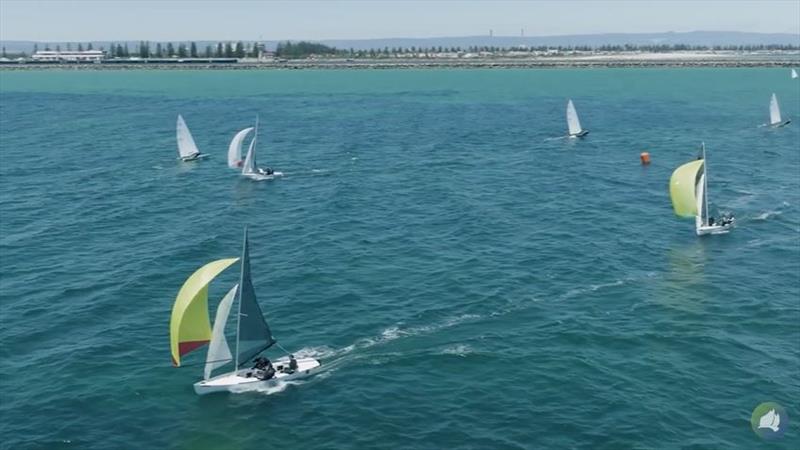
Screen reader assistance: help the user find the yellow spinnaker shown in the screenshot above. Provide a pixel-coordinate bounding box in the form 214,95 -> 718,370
170,258 -> 239,366
669,159 -> 704,218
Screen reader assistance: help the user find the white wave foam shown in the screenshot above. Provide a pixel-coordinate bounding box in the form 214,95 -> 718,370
754,210 -> 782,220
440,344 -> 473,357
291,345 -> 343,360
562,279 -> 625,299
228,379 -> 305,396
381,325 -> 406,340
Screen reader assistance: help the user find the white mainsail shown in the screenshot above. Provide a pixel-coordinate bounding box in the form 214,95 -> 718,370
769,93 -> 782,125
241,139 -> 257,175
792,69 -> 798,79
566,99 -> 583,136
204,284 -> 238,380
228,127 -> 254,169
241,116 -> 261,176
695,171 -> 707,230
176,114 -> 201,159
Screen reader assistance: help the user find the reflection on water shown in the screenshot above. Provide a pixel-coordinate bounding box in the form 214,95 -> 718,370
654,242 -> 709,312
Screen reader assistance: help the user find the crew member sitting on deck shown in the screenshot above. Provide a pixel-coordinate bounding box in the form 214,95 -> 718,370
720,214 -> 734,226
256,167 -> 274,176
253,357 -> 276,380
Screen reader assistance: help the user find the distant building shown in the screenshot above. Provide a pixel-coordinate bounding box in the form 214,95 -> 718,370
32,50 -> 105,62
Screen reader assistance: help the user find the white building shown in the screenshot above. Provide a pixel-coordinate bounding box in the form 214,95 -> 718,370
32,50 -> 105,62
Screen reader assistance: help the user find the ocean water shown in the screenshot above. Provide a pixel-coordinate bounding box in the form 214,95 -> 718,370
0,68 -> 798,449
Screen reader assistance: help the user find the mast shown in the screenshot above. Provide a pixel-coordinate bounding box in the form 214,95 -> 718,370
233,227 -> 247,372
702,142 -> 709,226
253,115 -> 259,156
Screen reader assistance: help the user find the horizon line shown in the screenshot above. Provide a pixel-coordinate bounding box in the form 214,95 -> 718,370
2,30 -> 799,44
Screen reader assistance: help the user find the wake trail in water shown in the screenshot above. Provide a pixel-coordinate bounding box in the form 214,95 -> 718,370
278,168 -> 333,177
249,313 -> 484,392
543,135 -> 567,142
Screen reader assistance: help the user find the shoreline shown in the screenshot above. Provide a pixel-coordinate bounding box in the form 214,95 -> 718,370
1,54 -> 798,71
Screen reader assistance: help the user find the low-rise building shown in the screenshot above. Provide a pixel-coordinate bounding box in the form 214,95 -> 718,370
31,50 -> 105,62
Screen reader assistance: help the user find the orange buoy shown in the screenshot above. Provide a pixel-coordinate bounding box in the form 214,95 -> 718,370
640,152 -> 651,165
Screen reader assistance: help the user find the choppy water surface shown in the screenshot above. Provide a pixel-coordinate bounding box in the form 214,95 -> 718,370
1,68 -> 799,449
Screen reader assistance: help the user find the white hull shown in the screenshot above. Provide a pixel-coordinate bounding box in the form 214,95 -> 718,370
242,171 -> 284,181
194,357 -> 321,395
696,223 -> 734,236
770,120 -> 791,128
179,153 -> 209,162
568,130 -> 589,138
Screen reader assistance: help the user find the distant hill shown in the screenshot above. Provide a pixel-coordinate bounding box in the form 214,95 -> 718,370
2,31 -> 798,54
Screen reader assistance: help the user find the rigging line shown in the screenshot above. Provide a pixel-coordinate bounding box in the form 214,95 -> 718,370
275,341 -> 293,356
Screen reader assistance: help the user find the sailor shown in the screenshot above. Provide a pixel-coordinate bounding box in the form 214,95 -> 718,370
256,167 -> 274,176
288,354 -> 298,372
253,357 -> 275,380
709,217 -> 715,226
253,356 -> 269,370
721,214 -> 734,226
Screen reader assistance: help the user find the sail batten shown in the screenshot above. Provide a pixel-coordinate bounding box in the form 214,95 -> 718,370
566,99 -> 583,135
228,127 -> 254,169
770,93 -> 782,125
176,115 -> 201,158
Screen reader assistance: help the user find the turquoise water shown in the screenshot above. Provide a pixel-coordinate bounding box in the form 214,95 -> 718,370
1,68 -> 799,449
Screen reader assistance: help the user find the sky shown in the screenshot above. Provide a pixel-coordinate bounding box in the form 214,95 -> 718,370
1,0 -> 799,42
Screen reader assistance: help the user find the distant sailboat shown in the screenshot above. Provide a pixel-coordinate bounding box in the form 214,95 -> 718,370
791,69 -> 798,79
170,227 -> 321,395
176,115 -> 208,161
239,116 -> 283,180
566,99 -> 589,138
769,93 -> 791,127
669,143 -> 734,236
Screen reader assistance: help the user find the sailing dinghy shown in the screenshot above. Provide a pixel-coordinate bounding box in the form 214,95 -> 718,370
669,143 -> 734,236
768,94 -> 791,128
240,116 -> 283,181
227,127 -> 254,169
176,115 -> 208,161
170,227 -> 320,395
566,99 -> 589,138
791,69 -> 798,79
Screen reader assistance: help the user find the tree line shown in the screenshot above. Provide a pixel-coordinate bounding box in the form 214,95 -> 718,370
277,41 -> 800,58
10,41 -> 799,59
27,41 -> 260,58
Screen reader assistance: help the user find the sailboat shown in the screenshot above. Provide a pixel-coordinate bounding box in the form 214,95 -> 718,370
791,69 -> 798,79
176,115 -> 208,161
227,127 -> 254,169
566,99 -> 589,138
768,93 -> 791,127
240,116 -> 283,181
170,227 -> 321,395
669,143 -> 734,236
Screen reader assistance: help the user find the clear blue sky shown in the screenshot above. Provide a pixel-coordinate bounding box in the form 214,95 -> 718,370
1,0 -> 798,41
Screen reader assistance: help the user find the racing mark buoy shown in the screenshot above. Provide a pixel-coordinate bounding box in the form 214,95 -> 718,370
640,152 -> 651,165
